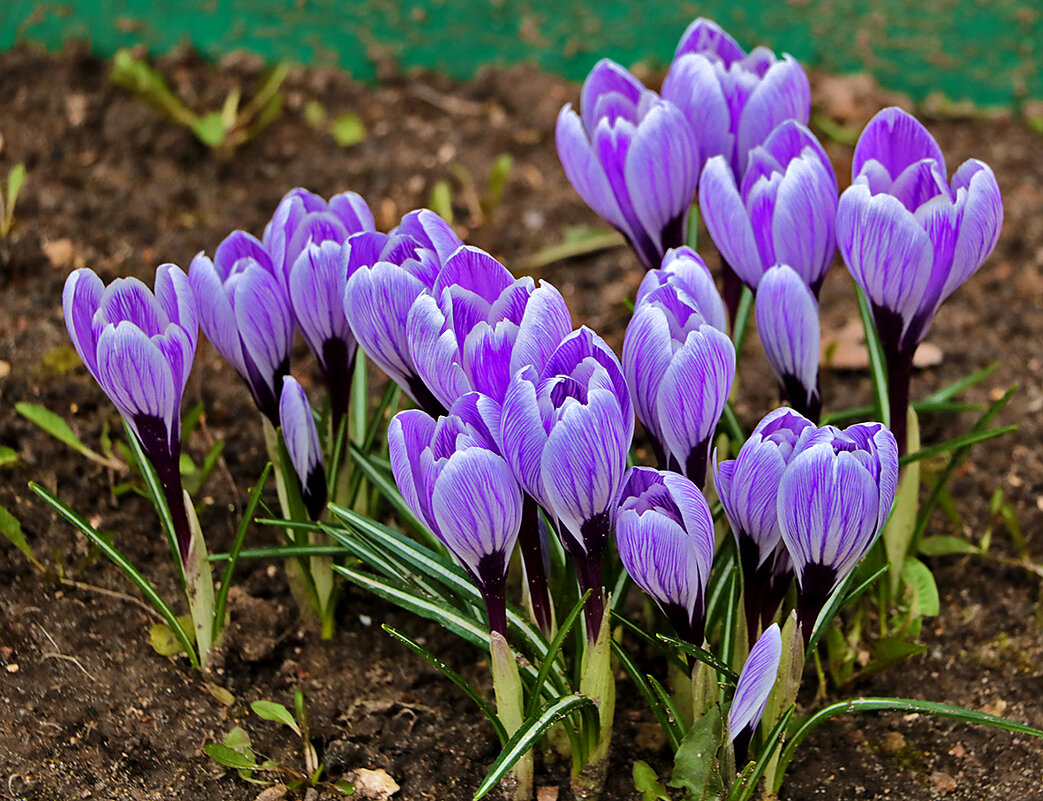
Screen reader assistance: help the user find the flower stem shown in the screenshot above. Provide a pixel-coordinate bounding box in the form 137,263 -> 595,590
519,496 -> 554,635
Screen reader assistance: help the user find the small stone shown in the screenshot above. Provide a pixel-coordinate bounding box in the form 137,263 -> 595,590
347,768 -> 399,799
5,663 -> 18,673
536,787 -> 559,801
981,699 -> 1007,717
43,238 -> 76,269
948,742 -> 966,758
881,731 -> 906,755
931,771 -> 957,794
254,785 -> 288,801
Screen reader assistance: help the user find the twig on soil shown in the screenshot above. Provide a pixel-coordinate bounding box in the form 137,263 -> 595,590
37,624 -> 96,681
58,576 -> 164,622
408,84 -> 484,117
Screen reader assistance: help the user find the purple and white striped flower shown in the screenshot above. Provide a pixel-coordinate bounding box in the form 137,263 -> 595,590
407,246 -> 573,408
754,265 -> 821,421
622,280 -> 735,486
500,327 -> 633,637
662,18 -> 811,182
699,121 -> 837,294
713,408 -> 818,638
837,107 -> 1003,450
615,467 -> 716,643
279,376 -> 328,521
389,392 -> 521,635
777,422 -> 899,641
635,246 -> 728,332
728,623 -> 782,762
189,232 -> 294,424
556,59 -> 700,270
64,264 -> 197,559
343,209 -> 463,416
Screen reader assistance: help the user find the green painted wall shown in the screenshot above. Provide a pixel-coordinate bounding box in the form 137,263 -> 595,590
2,1 -> 1040,106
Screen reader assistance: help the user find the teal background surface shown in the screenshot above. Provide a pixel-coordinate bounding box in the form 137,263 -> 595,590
2,1 -> 1040,106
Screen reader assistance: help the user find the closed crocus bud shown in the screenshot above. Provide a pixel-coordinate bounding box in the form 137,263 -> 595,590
288,240 -> 357,430
728,623 -> 782,764
755,265 -> 821,421
837,109 -> 1003,451
389,393 -> 521,635
279,376 -> 327,521
343,209 -> 463,416
500,327 -> 633,637
407,246 -> 573,409
700,121 -> 837,294
635,246 -> 728,332
64,264 -> 197,560
623,281 -> 735,485
662,19 -> 811,182
556,59 -> 700,270
713,407 -> 818,639
263,187 -> 375,284
189,233 -> 294,424
615,467 -> 715,644
778,422 -> 899,643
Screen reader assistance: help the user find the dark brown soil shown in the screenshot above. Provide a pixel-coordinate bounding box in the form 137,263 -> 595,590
0,45 -> 1041,801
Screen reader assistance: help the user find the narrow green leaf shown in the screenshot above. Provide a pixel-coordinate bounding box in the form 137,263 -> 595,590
900,425 -> 1016,467
334,780 -> 356,795
729,706 -> 794,801
29,482 -> 198,668
6,163 -> 26,216
822,399 -> 985,426
204,743 -> 259,770
854,286 -> 890,427
0,446 -> 16,468
720,403 -> 745,447
486,153 -> 514,213
383,624 -> 508,745
918,535 -> 979,557
16,402 -> 122,469
656,633 -> 739,684
612,639 -> 683,749
838,562 -> 891,612
209,544 -> 346,562
901,557 -> 940,617
346,445 -> 437,547
806,568 -> 860,657
519,228 -> 625,271
526,589 -> 590,715
250,700 -> 300,734
430,180 -> 454,225
610,613 -> 688,674
684,202 -> 700,250
473,695 -> 597,800
0,503 -> 41,568
921,362 -> 1000,404
647,674 -> 686,739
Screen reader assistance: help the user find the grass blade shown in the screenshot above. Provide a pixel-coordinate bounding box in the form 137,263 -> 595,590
29,482 -> 198,668
855,286 -> 890,427
899,426 -> 1016,467
525,589 -> 590,715
838,562 -> 890,612
805,569 -> 860,657
346,444 -> 438,547
921,362 -> 1001,404
729,705 -> 795,801
209,544 -> 347,562
16,402 -> 124,470
731,287 -> 754,357
656,634 -> 739,683
383,624 -> 508,745
611,639 -> 683,749
610,612 -> 688,674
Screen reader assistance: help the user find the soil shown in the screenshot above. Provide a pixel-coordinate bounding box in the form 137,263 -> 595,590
1,44 -> 1042,801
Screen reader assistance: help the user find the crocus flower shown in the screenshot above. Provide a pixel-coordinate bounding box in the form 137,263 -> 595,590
556,59 -> 700,270
343,209 -> 463,416
500,327 -> 633,637
189,232 -> 294,424
661,18 -> 811,182
728,623 -> 782,763
279,376 -> 328,521
777,422 -> 899,642
64,264 -> 197,559
622,281 -> 735,486
615,467 -> 715,643
264,187 -> 375,284
287,239 -> 358,430
754,265 -> 821,421
388,392 -> 521,635
713,408 -> 818,639
407,246 -> 573,408
836,108 -> 1003,450
635,246 -> 728,332
699,120 -> 837,295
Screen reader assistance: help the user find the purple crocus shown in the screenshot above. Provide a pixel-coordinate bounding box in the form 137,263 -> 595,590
622,280 -> 735,486
407,245 -> 573,408
661,18 -> 811,183
615,467 -> 715,644
754,265 -> 821,421
263,187 -> 375,284
63,264 -> 197,560
777,422 -> 899,643
699,121 -> 837,296
343,209 -> 463,416
500,327 -> 633,637
728,623 -> 782,763
836,108 -> 1003,451
555,59 -> 700,270
189,232 -> 294,424
634,246 -> 728,332
279,376 -> 328,521
713,408 -> 818,640
389,393 -> 522,635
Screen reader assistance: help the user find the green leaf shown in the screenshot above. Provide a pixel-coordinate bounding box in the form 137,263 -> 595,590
921,362 -> 1000,404
728,705 -> 794,801
486,153 -> 514,212
383,624 -> 507,745
346,445 -> 437,546
191,112 -> 228,148
149,615 -> 193,656
16,402 -> 122,469
847,638 -> 926,686
0,446 -> 17,467
183,439 -> 224,496
429,180 -> 454,225
900,426 -> 1016,467
473,695 -> 596,800
6,162 -> 26,214
634,760 -> 670,801
204,743 -> 259,770
334,780 -> 356,795
684,202 -> 699,250
223,725 -> 252,752
29,482 -> 199,668
525,589 -> 590,715
901,557 -> 940,617
331,113 -> 366,147
730,288 -> 754,357
806,568 -> 861,657
838,562 -> 890,612
854,286 -> 890,427
0,503 -> 40,568
918,535 -> 980,557
656,633 -> 740,684
518,227 -> 625,271
250,700 -> 300,734
611,638 -> 683,750
669,704 -> 726,800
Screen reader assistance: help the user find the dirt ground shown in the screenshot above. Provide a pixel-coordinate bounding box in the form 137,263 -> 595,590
0,45 -> 1041,800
